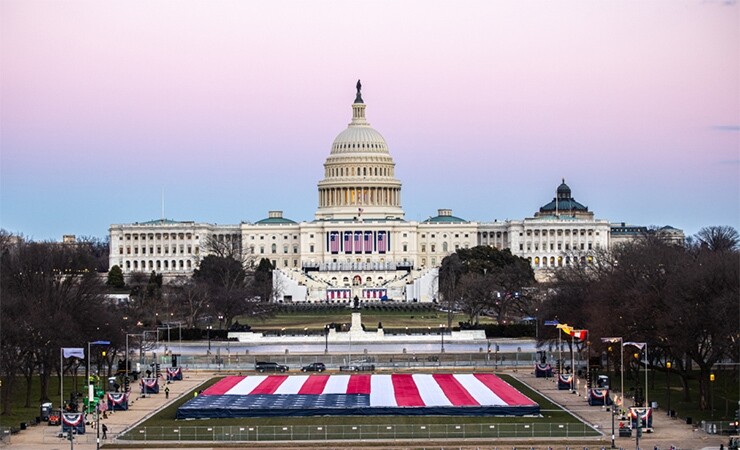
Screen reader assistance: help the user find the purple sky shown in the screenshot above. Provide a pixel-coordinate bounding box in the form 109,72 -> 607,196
2,0 -> 738,242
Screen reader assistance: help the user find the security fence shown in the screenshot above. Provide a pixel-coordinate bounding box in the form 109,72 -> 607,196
172,350 -> 543,372
117,422 -> 599,442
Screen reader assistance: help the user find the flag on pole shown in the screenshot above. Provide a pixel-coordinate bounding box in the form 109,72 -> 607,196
570,329 -> 588,341
544,320 -> 559,326
623,341 -> 646,350
600,337 -> 622,344
556,323 -> 573,335
62,348 -> 85,359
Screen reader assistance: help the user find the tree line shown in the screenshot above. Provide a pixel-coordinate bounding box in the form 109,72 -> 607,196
0,230 -> 274,415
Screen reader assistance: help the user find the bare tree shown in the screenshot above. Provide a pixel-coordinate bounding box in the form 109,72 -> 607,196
695,225 -> 739,252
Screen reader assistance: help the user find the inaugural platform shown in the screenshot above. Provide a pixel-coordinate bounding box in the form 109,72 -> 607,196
176,373 -> 540,419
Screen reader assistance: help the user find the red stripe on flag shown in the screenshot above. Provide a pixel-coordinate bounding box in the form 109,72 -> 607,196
346,374 -> 371,394
250,375 -> 288,395
391,374 -> 425,407
201,376 -> 246,396
474,373 -> 535,405
298,375 -> 330,395
433,374 -> 479,406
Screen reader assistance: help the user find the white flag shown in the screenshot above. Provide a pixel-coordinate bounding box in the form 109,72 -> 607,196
62,348 -> 85,359
623,342 -> 646,350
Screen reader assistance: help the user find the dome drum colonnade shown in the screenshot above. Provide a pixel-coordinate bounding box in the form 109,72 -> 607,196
316,80 -> 403,220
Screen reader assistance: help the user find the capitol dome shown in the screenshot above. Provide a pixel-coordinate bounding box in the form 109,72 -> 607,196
315,81 -> 404,221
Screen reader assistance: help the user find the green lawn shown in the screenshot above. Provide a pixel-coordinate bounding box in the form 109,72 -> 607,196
241,310 -> 492,331
0,375 -> 85,429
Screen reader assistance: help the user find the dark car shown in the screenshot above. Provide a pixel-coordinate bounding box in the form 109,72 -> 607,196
301,362 -> 326,372
255,361 -> 288,373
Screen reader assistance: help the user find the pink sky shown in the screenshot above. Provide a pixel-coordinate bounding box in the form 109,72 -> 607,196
1,0 -> 738,240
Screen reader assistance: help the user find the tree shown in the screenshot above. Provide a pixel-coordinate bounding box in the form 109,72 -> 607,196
544,231 -> 739,411
439,246 -> 536,325
0,235 -> 115,410
695,225 -> 739,252
254,258 -> 274,301
193,255 -> 250,328
107,264 -> 125,288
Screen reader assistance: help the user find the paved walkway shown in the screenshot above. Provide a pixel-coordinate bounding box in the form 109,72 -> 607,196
1,368 -> 729,450
519,369 -> 726,450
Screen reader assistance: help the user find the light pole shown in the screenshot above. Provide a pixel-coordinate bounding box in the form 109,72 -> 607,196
86,340 -> 110,403
602,337 -> 624,412
711,372 -> 716,418
324,325 -> 329,354
666,361 -> 672,416
610,402 -> 616,449
439,324 -> 445,354
207,326 -> 213,352
624,341 -> 647,408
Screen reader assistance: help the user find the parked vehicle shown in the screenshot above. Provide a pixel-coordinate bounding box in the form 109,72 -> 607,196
339,363 -> 375,372
301,362 -> 326,372
255,361 -> 288,373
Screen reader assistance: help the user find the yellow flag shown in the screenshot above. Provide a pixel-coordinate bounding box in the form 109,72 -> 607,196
556,324 -> 573,335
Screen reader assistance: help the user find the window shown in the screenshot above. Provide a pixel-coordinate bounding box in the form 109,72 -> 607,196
403,244 -> 408,252
442,242 -> 448,252
309,244 -> 315,252
260,247 -> 265,254
431,245 -> 436,252
421,244 -> 426,252
283,245 -> 288,254
271,244 -> 277,253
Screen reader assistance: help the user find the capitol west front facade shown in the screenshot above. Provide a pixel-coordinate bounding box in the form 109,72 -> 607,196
109,83 -> 682,303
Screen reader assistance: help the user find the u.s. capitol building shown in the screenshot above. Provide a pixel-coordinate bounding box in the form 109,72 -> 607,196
109,82 -> 682,303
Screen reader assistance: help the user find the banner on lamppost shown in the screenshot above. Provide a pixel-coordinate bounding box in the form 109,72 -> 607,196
62,348 -> 85,359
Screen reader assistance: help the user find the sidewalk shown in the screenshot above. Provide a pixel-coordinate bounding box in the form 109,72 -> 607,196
518,369 -> 725,450
4,369 -> 212,450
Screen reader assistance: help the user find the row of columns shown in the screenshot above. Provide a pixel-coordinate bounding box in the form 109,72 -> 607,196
319,186 -> 400,208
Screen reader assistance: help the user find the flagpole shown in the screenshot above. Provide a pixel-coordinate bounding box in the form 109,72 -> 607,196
60,348 -> 64,414
645,343 -> 649,410
571,333 -> 575,393
620,337 -> 624,412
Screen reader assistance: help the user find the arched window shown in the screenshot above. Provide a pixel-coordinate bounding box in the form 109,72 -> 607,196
442,242 -> 448,252
534,257 -> 540,266
271,243 -> 277,253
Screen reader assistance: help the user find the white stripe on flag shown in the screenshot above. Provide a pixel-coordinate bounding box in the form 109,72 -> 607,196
412,374 -> 452,407
227,376 -> 268,395
370,374 -> 397,407
454,374 -> 507,406
322,375 -> 350,394
274,376 -> 308,394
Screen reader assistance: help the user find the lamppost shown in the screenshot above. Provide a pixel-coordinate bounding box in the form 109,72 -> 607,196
218,314 -> 224,330
711,372 -> 716,418
207,326 -> 213,352
666,361 -> 672,416
601,337 -> 624,412
86,340 -> 110,399
439,324 -> 445,353
624,341 -> 648,408
324,325 -> 329,354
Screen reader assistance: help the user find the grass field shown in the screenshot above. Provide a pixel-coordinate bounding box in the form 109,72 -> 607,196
241,310 -> 491,331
